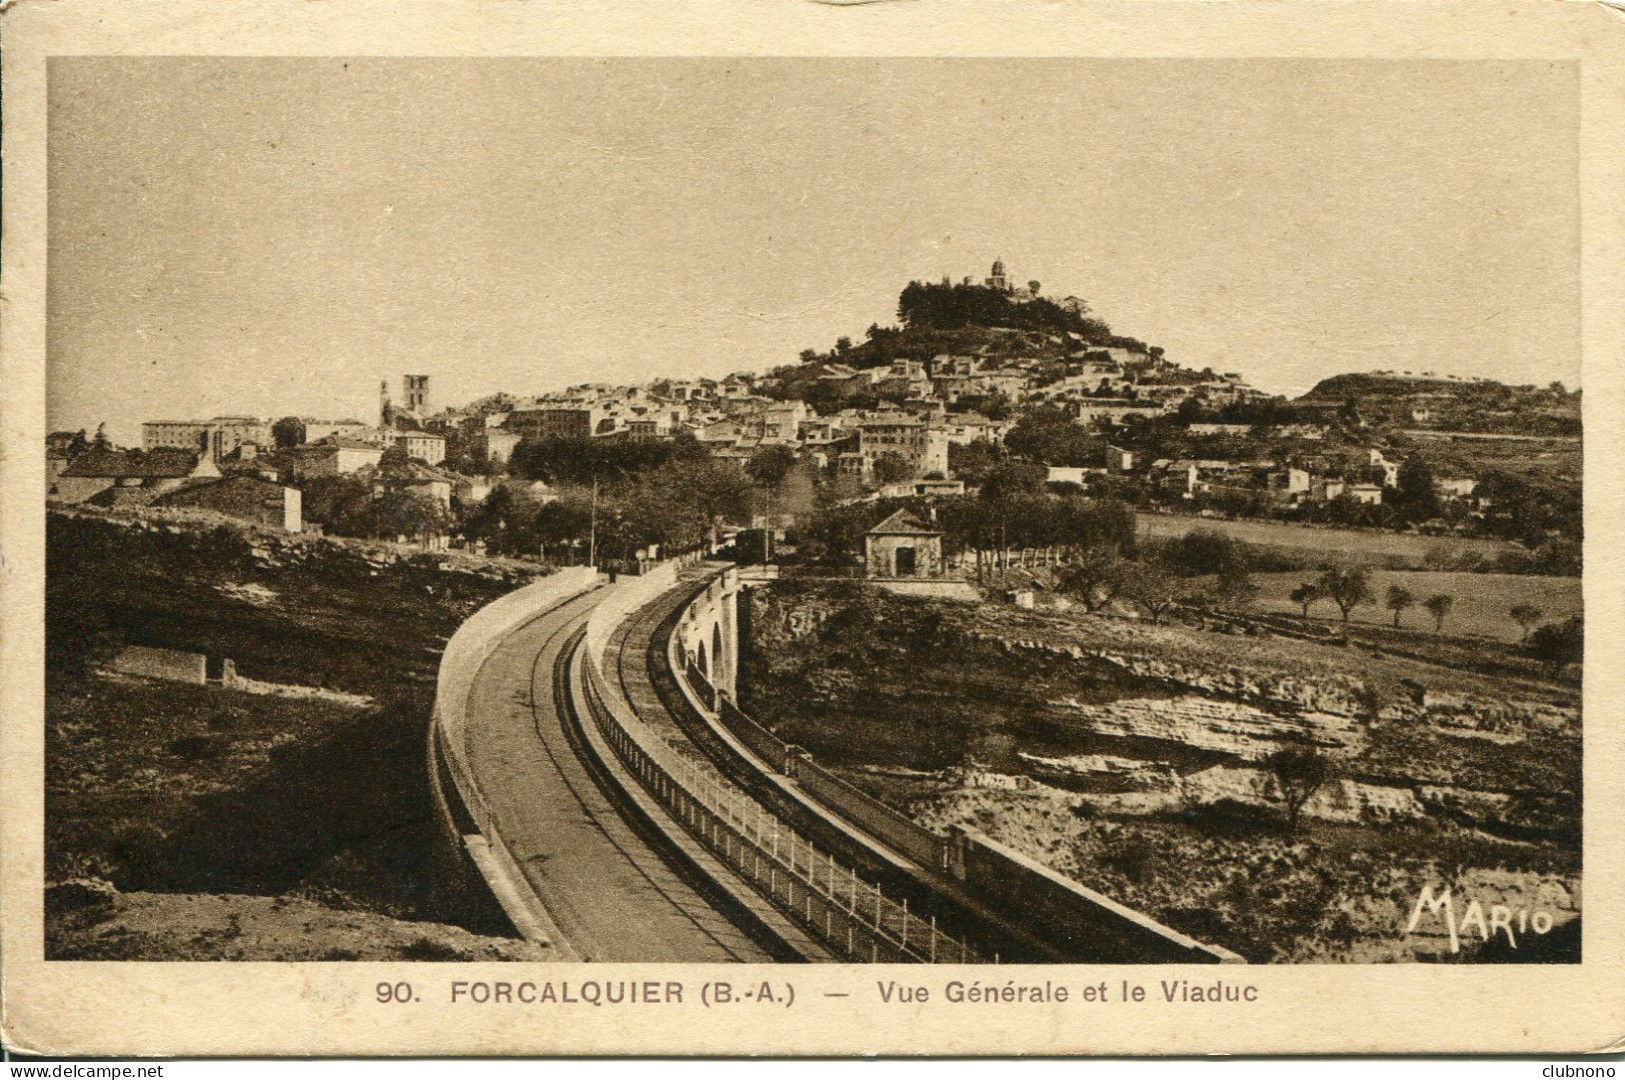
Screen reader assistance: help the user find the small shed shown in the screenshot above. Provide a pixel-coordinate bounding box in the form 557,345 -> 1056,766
864,509 -> 943,579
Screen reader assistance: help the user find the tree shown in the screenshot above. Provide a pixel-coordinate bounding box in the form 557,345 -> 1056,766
1393,453 -> 1439,522
745,445 -> 797,489
1385,585 -> 1416,628
297,475 -> 373,536
271,416 -> 307,448
1027,280 -> 1042,296
1157,528 -> 1244,577
1510,604 -> 1544,643
948,439 -> 1006,486
1124,559 -> 1182,624
871,452 -> 915,486
373,489 -> 452,542
459,483 -> 514,545
1289,581 -> 1323,619
1317,567 -> 1372,622
531,496 -> 596,561
1211,567 -> 1258,610
1058,548 -> 1128,612
1264,746 -> 1333,833
1423,592 -> 1455,632
378,444 -> 411,473
1527,615 -> 1582,673
92,423 -> 112,451
1004,405 -> 1101,467
977,462 -> 1048,504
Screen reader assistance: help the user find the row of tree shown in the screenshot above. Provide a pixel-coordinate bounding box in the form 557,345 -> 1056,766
1286,570 -> 1457,630
1281,570 -> 1582,667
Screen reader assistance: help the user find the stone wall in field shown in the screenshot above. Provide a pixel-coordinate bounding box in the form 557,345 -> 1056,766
110,645 -> 206,685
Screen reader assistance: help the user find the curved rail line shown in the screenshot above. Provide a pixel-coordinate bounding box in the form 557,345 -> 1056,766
517,619 -> 763,962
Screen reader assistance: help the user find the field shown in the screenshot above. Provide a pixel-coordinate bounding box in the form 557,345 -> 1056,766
1247,570 -> 1581,642
1399,431 -> 1582,489
1135,511 -> 1519,567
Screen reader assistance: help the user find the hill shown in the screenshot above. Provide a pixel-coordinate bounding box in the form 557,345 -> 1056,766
757,277 -> 1205,414
1297,372 -> 1579,437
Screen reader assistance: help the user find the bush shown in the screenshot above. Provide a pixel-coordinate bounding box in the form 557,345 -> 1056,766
1100,835 -> 1157,883
1156,529 -> 1247,577
1527,616 -> 1583,670
168,734 -> 224,762
1264,746 -> 1334,831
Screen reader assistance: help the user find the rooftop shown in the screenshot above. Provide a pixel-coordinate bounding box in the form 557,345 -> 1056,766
866,509 -> 941,537
60,448 -> 202,479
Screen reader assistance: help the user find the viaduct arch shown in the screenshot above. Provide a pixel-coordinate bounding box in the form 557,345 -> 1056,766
675,569 -> 740,698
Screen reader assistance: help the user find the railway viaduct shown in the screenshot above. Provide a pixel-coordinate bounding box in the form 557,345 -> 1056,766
428,557 -> 1241,964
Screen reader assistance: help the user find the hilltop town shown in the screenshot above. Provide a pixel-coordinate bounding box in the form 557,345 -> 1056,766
47,261 -> 1581,573
45,260 -> 1585,965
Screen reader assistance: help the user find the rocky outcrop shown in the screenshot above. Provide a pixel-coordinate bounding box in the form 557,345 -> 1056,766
966,630 -> 1376,716
1048,695 -> 1365,759
970,630 -> 1572,737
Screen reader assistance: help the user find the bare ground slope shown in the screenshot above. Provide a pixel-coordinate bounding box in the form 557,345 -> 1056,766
739,581 -> 1580,963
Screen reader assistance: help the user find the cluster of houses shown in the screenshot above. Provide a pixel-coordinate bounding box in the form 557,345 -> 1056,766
48,266 -> 1498,544
48,441 -> 308,532
321,263 -> 1274,487
46,377 -> 501,533
1133,447 -> 1482,513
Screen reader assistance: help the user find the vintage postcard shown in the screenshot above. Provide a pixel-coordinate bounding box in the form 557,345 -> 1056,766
2,0 -> 1622,1058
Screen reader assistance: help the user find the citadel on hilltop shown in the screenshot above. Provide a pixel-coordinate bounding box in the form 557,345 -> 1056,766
935,258 -> 1086,313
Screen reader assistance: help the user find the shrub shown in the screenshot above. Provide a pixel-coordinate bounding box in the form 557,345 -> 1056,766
168,734 -> 224,762
1100,836 -> 1156,883
1527,615 -> 1583,671
1264,746 -> 1334,832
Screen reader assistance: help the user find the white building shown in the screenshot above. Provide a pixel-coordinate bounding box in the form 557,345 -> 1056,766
292,440 -> 385,480
380,429 -> 447,465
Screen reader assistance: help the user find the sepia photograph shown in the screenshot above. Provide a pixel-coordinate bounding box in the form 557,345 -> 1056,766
10,1 -> 1625,1053
39,55 -> 1584,970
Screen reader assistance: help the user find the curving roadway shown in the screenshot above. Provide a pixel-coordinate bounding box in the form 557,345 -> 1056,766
460,588 -> 773,962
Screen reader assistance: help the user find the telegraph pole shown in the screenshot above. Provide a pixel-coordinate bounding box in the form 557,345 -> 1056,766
762,489 -> 773,565
589,478 -> 599,570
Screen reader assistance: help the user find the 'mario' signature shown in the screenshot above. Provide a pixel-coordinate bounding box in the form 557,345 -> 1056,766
1404,886 -> 1557,953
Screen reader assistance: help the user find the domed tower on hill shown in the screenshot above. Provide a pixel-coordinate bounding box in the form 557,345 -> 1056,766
985,259 -> 1010,292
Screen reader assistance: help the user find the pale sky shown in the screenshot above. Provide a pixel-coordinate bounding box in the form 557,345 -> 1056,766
48,58 -> 1579,446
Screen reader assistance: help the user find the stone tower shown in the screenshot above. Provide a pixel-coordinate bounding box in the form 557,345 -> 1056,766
986,259 -> 1009,292
404,374 -> 429,414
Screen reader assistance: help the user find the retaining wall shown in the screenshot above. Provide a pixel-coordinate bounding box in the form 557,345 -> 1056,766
947,827 -> 1242,963
674,566 -> 1243,964
429,565 -> 599,943
785,751 -> 949,871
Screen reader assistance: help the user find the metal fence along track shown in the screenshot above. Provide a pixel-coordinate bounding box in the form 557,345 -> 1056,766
578,640 -> 983,964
